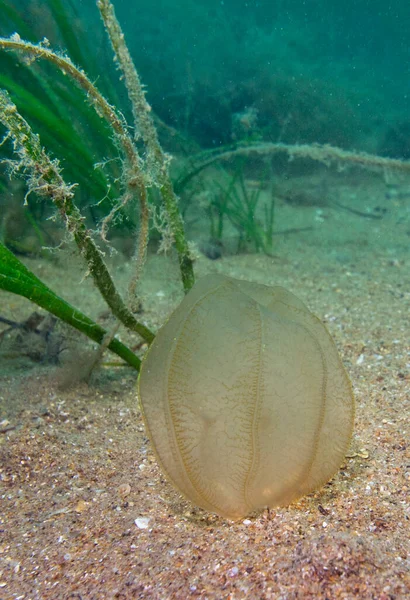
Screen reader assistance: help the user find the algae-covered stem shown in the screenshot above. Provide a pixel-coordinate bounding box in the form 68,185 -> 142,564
97,0 -> 195,293
0,89 -> 154,344
0,34 -> 152,306
176,141 -> 410,193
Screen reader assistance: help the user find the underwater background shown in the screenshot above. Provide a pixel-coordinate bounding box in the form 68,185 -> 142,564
1,0 -> 410,257
0,1 -> 409,598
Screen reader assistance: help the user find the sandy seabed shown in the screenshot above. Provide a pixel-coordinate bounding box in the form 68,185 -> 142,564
0,172 -> 409,599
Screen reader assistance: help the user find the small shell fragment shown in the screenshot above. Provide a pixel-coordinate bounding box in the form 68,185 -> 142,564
347,448 -> 369,459
134,517 -> 150,529
118,483 -> 131,498
74,500 -> 88,513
